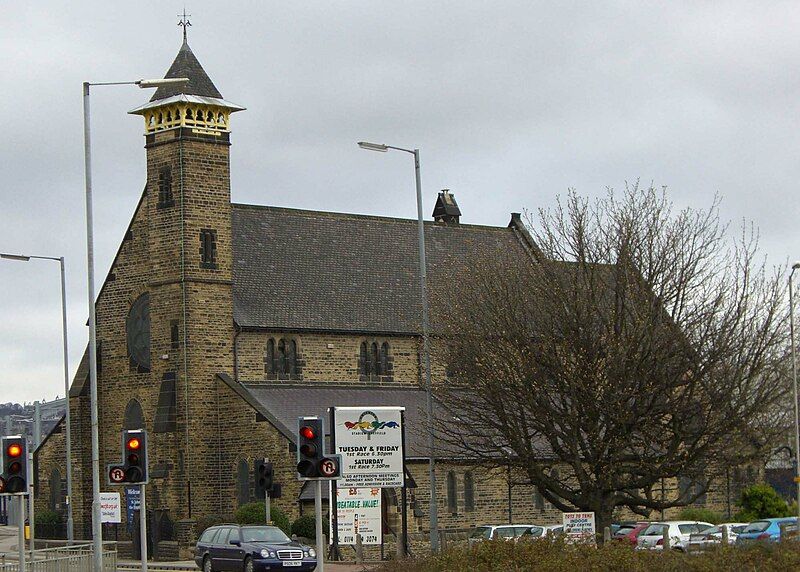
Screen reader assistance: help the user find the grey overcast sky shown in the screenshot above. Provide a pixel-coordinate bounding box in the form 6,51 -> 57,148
1,1 -> 798,404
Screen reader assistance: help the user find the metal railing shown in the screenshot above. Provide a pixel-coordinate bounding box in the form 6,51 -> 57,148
0,542 -> 117,572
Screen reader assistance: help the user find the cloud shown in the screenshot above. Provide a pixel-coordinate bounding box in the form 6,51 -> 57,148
2,1 -> 798,402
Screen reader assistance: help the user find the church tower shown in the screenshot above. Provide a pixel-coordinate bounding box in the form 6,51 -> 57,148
128,38 -> 244,520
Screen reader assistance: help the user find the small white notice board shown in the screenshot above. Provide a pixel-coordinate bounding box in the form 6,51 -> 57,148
562,511 -> 595,543
100,492 -> 122,524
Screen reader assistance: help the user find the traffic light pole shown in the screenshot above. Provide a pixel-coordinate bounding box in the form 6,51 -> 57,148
139,483 -> 148,572
17,495 -> 26,572
265,491 -> 271,526
27,452 -> 35,553
314,480 -> 324,572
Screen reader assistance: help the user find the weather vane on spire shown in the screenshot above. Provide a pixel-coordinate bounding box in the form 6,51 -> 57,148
178,8 -> 192,43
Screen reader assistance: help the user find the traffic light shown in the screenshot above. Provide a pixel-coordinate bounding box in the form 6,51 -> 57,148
254,459 -> 274,497
122,429 -> 148,484
296,417 -> 342,480
297,417 -> 324,478
0,436 -> 28,494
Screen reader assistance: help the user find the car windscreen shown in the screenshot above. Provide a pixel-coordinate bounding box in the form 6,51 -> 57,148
641,524 -> 667,536
702,526 -> 721,535
241,527 -> 291,543
678,524 -> 696,534
742,521 -> 770,533
730,525 -> 747,534
614,526 -> 635,536
470,527 -> 492,539
522,526 -> 544,537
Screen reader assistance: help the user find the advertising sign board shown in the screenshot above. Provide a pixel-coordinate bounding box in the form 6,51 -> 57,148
329,486 -> 382,545
562,511 -> 596,543
125,486 -> 140,531
333,407 -> 404,488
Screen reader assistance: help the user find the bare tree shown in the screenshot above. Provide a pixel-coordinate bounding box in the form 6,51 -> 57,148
432,184 -> 790,536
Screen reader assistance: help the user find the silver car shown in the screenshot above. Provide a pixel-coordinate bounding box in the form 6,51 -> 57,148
468,524 -> 538,545
687,522 -> 748,551
637,521 -> 713,551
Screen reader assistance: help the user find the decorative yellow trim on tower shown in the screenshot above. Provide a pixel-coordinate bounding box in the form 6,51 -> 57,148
142,103 -> 230,134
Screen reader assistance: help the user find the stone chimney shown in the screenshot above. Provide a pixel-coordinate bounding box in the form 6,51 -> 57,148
432,189 -> 461,225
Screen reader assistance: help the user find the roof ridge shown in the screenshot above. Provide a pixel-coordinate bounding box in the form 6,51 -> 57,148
232,202 -> 512,232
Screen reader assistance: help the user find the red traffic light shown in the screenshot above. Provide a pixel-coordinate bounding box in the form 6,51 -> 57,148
126,438 -> 141,450
300,426 -> 316,440
7,443 -> 22,458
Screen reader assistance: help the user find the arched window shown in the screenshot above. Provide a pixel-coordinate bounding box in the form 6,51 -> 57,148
49,468 -> 62,513
277,339 -> 287,374
463,471 -> 475,512
237,459 -> 250,506
446,471 -> 457,514
360,340 -> 392,380
359,342 -> 367,375
371,343 -> 379,375
124,399 -> 145,430
548,468 -> 560,508
533,486 -> 545,510
126,294 -> 151,372
265,339 -> 275,374
266,338 -> 301,379
380,342 -> 390,375
287,340 -> 297,375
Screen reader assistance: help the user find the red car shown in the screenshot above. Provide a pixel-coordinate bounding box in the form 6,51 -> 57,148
613,522 -> 650,546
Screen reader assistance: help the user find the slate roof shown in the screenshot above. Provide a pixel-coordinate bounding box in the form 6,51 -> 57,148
234,381 -> 436,458
150,41 -> 223,102
231,205 -> 531,334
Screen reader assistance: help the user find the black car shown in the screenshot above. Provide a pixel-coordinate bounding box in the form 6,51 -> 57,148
195,524 -> 317,572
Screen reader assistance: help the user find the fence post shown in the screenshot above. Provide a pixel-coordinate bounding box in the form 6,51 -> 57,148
721,525 -> 729,545
662,527 -> 670,550
603,527 -> 611,543
355,533 -> 363,564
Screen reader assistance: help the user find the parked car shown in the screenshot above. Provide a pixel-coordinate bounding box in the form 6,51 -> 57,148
519,525 -> 547,539
195,524 -> 317,572
687,523 -> 748,551
542,524 -> 564,537
735,518 -> 798,545
468,524 -> 538,545
612,522 -> 650,546
636,521 -> 713,551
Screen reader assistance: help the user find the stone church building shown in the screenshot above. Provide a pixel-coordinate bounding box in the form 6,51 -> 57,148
33,38 -> 561,552
33,39 -> 739,554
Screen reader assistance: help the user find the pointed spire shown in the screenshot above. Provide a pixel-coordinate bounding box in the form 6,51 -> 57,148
150,41 -> 223,102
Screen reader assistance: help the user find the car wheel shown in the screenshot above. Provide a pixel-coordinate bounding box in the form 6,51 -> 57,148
202,556 -> 213,572
243,556 -> 254,572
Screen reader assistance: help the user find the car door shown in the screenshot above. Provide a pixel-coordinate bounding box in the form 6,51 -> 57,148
226,527 -> 246,570
214,527 -> 236,571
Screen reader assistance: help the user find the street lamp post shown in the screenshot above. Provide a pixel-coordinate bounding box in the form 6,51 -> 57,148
357,141 -> 439,551
83,77 -> 187,572
788,261 -> 800,523
1,253 -> 74,543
